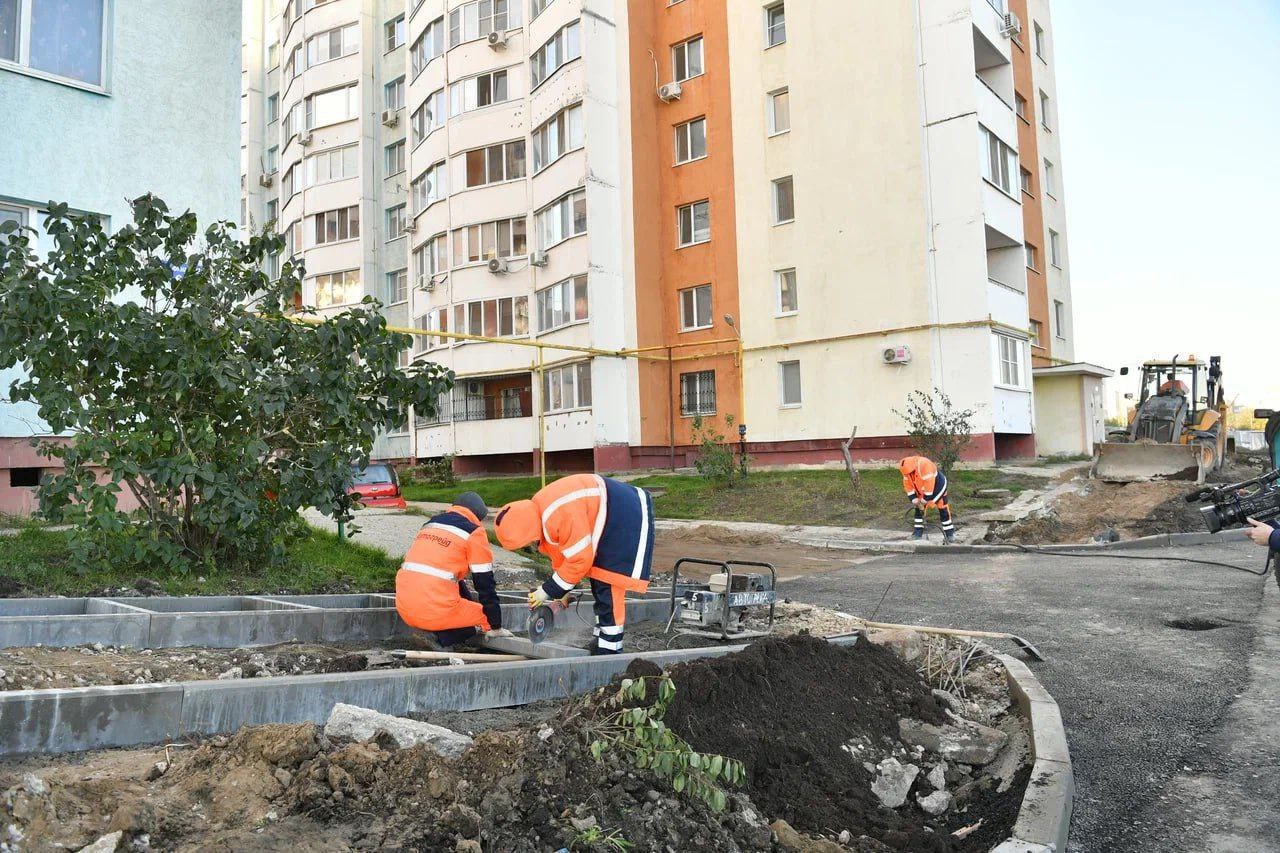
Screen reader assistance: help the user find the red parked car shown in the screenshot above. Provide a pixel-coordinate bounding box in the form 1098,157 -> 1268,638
348,463 -> 407,509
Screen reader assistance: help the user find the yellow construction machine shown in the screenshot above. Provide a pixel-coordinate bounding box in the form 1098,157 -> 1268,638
1092,355 -> 1227,484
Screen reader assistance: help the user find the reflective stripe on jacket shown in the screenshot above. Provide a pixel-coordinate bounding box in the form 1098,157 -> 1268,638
395,505 -> 500,632
533,473 -> 654,594
901,456 -> 948,505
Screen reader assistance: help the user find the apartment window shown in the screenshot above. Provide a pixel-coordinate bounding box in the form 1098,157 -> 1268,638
284,101 -> 302,140
0,204 -> 25,230
678,284 -> 712,331
531,20 -> 581,87
417,308 -> 451,351
767,88 -> 790,135
454,296 -> 529,339
537,274 -> 588,332
385,76 -> 405,110
449,69 -> 510,116
1043,159 -> 1057,197
265,199 -> 279,225
385,140 -> 406,175
1024,242 -> 1038,270
1039,90 -> 1052,130
677,200 -> 710,247
776,268 -> 797,314
772,176 -> 795,224
985,0 -> 1006,12
543,362 -> 592,412
1034,22 -> 1046,60
1014,92 -> 1027,122
305,85 -> 358,130
310,206 -> 360,246
285,44 -> 302,80
312,269 -> 362,308
411,89 -> 446,145
765,3 -> 786,47
674,117 -> 707,164
385,269 -> 408,304
1054,300 -> 1067,339
997,334 -> 1024,387
267,42 -> 279,70
1019,167 -> 1033,196
779,360 -> 802,407
412,160 -> 448,212
9,467 -> 40,487
386,204 -> 407,239
980,125 -> 1017,196
414,232 -> 449,285
265,146 -> 279,173
1049,229 -> 1062,267
411,16 -> 445,78
531,0 -> 555,18
465,140 -> 526,188
1,0 -> 108,86
307,24 -> 359,67
1029,319 -> 1043,348
304,144 -> 358,187
453,216 -> 527,265
537,190 -> 587,249
671,35 -> 703,82
450,0 -> 520,46
679,370 -> 716,416
532,103 -> 584,172
287,220 -> 303,257
386,14 -> 405,52
266,94 -> 279,124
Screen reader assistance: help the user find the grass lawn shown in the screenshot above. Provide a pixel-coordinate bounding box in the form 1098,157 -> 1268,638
0,525 -> 398,598
402,467 -> 1042,529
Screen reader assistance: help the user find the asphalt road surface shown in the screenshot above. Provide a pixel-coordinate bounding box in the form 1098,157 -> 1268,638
781,539 -> 1279,853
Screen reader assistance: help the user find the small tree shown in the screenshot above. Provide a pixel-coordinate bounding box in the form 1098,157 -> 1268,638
892,389 -> 976,477
0,195 -> 450,574
690,414 -> 746,487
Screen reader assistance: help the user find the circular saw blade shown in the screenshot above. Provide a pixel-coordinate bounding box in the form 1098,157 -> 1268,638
528,604 -> 555,644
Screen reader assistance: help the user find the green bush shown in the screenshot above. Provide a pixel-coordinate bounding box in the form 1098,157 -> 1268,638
691,415 -> 747,487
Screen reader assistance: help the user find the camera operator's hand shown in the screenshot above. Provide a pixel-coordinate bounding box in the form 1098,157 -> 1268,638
1244,518 -> 1275,547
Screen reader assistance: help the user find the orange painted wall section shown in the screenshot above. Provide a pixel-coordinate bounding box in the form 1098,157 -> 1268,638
627,0 -> 742,447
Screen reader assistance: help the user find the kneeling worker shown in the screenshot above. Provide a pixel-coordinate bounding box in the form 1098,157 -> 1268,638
899,455 -> 956,544
396,491 -> 509,648
495,473 -> 654,655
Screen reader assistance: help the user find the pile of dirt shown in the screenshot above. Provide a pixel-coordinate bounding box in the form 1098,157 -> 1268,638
986,479 -> 1197,544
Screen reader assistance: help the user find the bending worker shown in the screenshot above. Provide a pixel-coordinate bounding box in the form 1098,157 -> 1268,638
899,455 -> 956,544
495,473 -> 654,655
396,490 -> 509,649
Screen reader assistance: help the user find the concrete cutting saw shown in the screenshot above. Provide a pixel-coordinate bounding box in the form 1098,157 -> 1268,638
527,594 -> 578,644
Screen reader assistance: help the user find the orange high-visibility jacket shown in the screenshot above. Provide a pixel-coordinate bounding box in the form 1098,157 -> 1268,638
396,504 -> 499,633
900,456 -> 947,505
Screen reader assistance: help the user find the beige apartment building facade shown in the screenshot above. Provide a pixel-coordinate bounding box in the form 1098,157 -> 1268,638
242,0 -> 1091,473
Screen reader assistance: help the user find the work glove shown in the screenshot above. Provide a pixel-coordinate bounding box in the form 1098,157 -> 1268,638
484,628 -> 514,639
528,587 -> 550,609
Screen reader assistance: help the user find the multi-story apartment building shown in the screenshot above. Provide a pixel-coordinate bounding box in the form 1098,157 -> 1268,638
244,0 -> 1093,473
0,0 -> 241,515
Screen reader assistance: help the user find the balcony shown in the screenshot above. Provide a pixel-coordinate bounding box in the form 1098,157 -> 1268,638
453,390 -> 532,422
414,374 -> 533,427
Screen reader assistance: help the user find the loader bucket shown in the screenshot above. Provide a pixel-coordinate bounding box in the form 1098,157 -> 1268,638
1091,441 -> 1209,484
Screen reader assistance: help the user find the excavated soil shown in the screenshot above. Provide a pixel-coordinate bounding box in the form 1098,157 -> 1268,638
987,479 -> 1197,544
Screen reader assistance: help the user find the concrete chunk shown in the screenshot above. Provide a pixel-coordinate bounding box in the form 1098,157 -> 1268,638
478,634 -> 587,658
898,718 -> 1009,765
324,702 -> 472,757
77,830 -> 123,852
870,757 -> 919,808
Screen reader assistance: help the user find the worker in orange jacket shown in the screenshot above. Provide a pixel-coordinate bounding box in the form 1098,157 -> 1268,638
396,491 -> 509,649
495,473 -> 654,655
899,456 -> 956,544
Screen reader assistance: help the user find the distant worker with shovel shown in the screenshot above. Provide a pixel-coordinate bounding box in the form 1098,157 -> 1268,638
899,456 -> 956,544
495,474 -> 654,655
396,491 -> 511,649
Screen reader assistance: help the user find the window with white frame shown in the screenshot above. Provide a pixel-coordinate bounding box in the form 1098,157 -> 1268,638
385,268 -> 408,304
543,362 -> 592,412
414,232 -> 449,285
671,35 -> 703,82
386,14 -> 405,51
385,76 -> 405,110
772,176 -> 795,223
282,163 -> 299,199
453,295 -> 529,339
674,117 -> 707,164
776,268 -> 797,314
537,274 -> 588,332
304,143 -> 358,186
997,334 -> 1024,387
417,308 -> 450,351
1034,22 -> 1046,60
385,140 -> 406,175
452,216 -> 527,265
1054,300 -> 1066,338
779,360 -> 802,407
677,200 -> 710,247
266,94 -> 279,124
287,220 -> 303,257
767,88 -> 789,134
1024,242 -> 1037,270
267,41 -> 279,69
1029,319 -> 1043,348
386,204 -> 407,239
449,0 -> 520,46
1,0 -> 108,87
411,16 -> 445,78
1043,159 -> 1057,196
531,0 -> 555,18
537,190 -> 587,250
679,370 -> 716,416
265,199 -> 278,225
1039,90 -> 1052,130
411,89 -> 446,145
285,43 -> 302,80
449,69 -> 510,116
312,269 -> 361,308
532,103 -> 583,172
1048,229 -> 1062,267
1015,92 -> 1027,121
678,284 -> 712,331
980,125 -> 1017,195
310,206 -> 360,246
306,23 -> 358,66
305,84 -> 358,130
464,139 -> 525,188
765,3 -> 786,47
1019,166 -> 1033,195
265,146 -> 279,173
531,20 -> 580,87
412,161 -> 447,212
0,204 -> 25,231
283,101 -> 302,140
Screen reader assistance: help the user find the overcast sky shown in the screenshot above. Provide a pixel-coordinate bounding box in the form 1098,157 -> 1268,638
1052,0 -> 1280,410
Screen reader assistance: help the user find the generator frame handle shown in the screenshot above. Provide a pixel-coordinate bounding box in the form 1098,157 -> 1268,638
668,558 -> 778,641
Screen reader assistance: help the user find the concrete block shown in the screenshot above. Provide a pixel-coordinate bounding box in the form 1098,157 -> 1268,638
0,683 -> 183,756
998,655 -> 1056,707
0,598 -> 91,616
1026,700 -> 1071,765
478,634 -> 586,658
324,702 -> 472,756
147,610 -> 324,648
85,598 -> 152,615
320,608 -> 407,643
990,841 -> 1054,853
1009,757 -> 1073,851
243,596 -> 321,611
0,613 -> 150,649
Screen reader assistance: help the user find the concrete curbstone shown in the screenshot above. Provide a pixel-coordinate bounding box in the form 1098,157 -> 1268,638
0,683 -> 184,756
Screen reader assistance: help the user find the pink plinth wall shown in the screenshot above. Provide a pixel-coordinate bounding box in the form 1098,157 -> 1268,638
0,436 -> 140,518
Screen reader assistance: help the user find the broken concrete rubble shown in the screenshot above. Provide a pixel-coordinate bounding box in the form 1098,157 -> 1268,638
898,717 -> 1009,765
917,789 -> 952,815
870,757 -> 920,808
863,627 -> 925,662
323,703 -> 473,757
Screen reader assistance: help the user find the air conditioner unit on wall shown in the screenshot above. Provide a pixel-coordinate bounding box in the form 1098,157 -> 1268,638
487,257 -> 509,274
487,30 -> 509,49
258,171 -> 276,188
1001,12 -> 1021,37
528,250 -> 549,267
381,109 -> 399,127
298,131 -> 313,146
882,345 -> 912,365
466,380 -> 483,395
657,81 -> 682,102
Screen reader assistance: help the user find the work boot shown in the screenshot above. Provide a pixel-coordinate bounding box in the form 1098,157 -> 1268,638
943,530 -> 956,544
911,528 -> 925,541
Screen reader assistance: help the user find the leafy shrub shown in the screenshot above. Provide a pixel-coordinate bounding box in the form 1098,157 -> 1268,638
892,389 -> 976,476
691,415 -> 747,487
